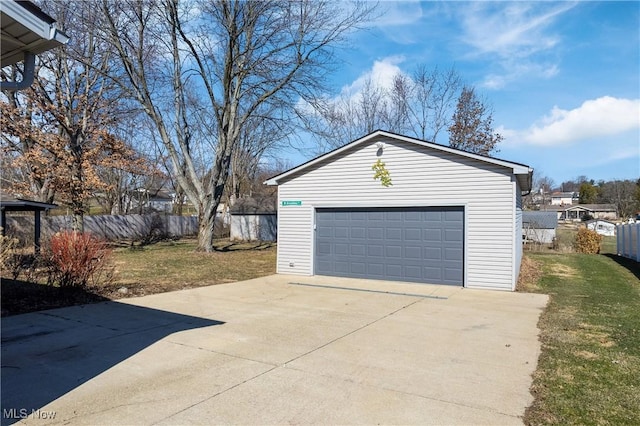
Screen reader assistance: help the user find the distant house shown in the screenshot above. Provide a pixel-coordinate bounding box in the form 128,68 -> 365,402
230,197 -> 276,242
586,219 -> 616,237
522,211 -> 557,244
541,204 -> 617,222
550,192 -> 576,206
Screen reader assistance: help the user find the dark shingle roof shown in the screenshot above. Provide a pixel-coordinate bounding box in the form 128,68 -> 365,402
523,211 -> 558,229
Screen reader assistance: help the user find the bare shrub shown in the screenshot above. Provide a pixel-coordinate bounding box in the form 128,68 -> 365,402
1,230 -> 19,275
43,231 -> 114,288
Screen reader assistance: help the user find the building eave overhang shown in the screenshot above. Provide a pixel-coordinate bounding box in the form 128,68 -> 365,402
0,199 -> 58,211
1,0 -> 70,67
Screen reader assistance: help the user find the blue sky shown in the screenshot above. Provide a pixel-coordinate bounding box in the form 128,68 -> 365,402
289,1 -> 640,186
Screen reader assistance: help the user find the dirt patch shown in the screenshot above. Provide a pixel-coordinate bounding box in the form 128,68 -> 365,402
517,255 -> 544,292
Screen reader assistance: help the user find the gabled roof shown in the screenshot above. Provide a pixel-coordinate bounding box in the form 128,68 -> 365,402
564,204 -> 617,212
265,130 -> 533,192
585,219 -> 616,226
523,211 -> 558,229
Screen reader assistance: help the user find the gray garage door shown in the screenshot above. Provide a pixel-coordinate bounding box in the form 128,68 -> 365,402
315,207 -> 464,286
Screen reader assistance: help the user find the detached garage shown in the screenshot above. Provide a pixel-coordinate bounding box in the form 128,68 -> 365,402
265,130 -> 533,291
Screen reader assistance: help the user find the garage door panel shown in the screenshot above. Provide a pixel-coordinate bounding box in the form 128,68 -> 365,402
445,229 -> 463,242
368,228 -> 384,239
315,207 -> 464,286
335,243 -> 348,255
405,228 -> 422,240
386,264 -> 403,278
424,229 -> 442,242
424,266 -> 442,280
367,244 -> 384,257
317,242 -> 331,255
424,247 -> 442,260
334,227 -> 348,238
445,248 -> 463,261
386,245 -> 402,258
404,246 -> 422,259
445,210 -> 463,221
350,244 -> 366,256
334,261 -> 349,273
404,266 -> 422,279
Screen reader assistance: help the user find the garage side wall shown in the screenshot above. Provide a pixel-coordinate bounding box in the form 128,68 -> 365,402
276,137 -> 517,290
514,180 -> 523,290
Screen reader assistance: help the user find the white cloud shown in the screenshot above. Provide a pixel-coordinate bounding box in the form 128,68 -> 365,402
502,96 -> 640,146
456,2 -> 577,88
459,2 -> 576,59
481,63 -> 559,89
372,1 -> 423,28
339,56 -> 406,98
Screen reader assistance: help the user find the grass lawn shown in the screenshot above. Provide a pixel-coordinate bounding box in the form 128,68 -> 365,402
1,238 -> 276,316
111,239 -> 276,296
520,252 -> 640,425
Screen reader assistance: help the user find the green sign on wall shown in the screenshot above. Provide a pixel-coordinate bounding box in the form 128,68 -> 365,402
281,200 -> 302,206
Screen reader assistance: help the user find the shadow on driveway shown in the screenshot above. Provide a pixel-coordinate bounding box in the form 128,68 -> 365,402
1,301 -> 223,425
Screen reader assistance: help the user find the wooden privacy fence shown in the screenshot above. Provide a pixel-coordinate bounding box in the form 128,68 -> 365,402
617,223 -> 640,262
5,214 -> 198,243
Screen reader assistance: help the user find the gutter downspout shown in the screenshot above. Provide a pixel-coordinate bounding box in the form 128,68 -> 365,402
1,52 -> 36,91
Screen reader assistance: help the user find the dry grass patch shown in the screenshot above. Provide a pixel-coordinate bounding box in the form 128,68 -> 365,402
548,263 -> 578,279
108,238 -> 276,297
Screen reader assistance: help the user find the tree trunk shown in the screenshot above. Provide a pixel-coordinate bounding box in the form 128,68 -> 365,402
70,133 -> 84,233
196,201 -> 217,252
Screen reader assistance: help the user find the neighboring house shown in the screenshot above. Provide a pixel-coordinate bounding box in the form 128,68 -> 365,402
586,219 -> 616,237
550,192 -> 576,206
230,197 -> 277,242
522,211 -> 557,244
1,0 -> 69,91
265,130 -> 533,292
542,204 -> 618,221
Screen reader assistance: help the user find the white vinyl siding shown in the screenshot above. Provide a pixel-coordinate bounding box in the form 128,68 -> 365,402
276,136 -> 518,291
514,180 -> 524,290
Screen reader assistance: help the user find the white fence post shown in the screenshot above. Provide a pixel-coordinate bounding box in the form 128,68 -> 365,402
635,224 -> 640,262
616,223 -> 640,262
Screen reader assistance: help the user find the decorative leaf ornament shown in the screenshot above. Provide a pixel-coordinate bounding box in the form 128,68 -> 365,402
372,159 -> 392,187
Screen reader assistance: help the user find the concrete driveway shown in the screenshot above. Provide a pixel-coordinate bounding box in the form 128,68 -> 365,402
2,275 -> 548,425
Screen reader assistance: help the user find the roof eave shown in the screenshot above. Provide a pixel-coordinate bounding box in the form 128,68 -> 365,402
1,0 -> 70,66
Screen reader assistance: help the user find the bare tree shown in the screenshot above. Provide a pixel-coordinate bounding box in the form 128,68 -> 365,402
406,65 -> 461,143
303,64 -> 462,151
448,86 -> 502,155
599,179 -> 638,218
100,0 -> 375,251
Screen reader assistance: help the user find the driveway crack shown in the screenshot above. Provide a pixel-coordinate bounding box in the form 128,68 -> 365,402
282,298 -> 422,367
